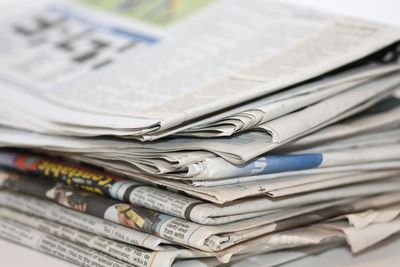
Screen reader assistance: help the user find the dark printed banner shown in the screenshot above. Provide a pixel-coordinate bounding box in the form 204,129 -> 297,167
0,150 -> 124,195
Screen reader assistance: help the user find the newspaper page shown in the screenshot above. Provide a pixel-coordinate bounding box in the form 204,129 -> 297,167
2,151 -> 399,222
183,143 -> 400,180
0,190 -> 339,265
285,96 -> 400,151
2,169 -> 400,253
75,155 -> 400,203
7,187 -> 398,264
0,170 -> 349,252
196,159 -> 400,186
0,190 -> 167,251
0,82 -> 398,182
0,151 -> 270,223
0,204 -> 347,267
179,64 -> 400,138
0,190 -> 349,265
0,201 -> 343,267
1,80 -> 400,181
289,127 -> 400,154
202,171 -> 399,197
0,0 -> 399,139
173,75 -> 400,172
0,216 -> 134,267
182,79 -> 368,137
0,206 -> 205,267
264,171 -> 400,197
0,165 -> 396,224
334,218 -> 400,253
4,57 -> 398,139
345,207 -> 400,229
67,155 -> 400,203
225,245 -> 336,267
173,243 -> 337,267
0,76 -> 398,183
318,205 -> 400,253
169,167 -> 400,203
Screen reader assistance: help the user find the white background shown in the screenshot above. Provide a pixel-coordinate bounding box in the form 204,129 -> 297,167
0,0 -> 399,266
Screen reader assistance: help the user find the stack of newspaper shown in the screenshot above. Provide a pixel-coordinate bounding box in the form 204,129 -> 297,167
1,0 -> 400,266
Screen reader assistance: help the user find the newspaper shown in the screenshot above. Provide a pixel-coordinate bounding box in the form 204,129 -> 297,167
185,168 -> 400,202
173,241 -> 338,267
0,217 -> 136,267
75,157 -> 400,203
1,50 -> 397,140
6,199 -> 399,267
0,92 -> 399,183
318,205 -> 400,253
222,245 -> 336,267
180,64 -> 400,138
2,151 -> 400,222
178,76 -> 400,173
0,191 -> 362,265
0,211 -> 337,267
1,1 -> 400,265
0,202 -> 346,265
184,143 -> 400,180
335,206 -> 400,229
0,0 -> 399,140
0,167 -> 391,220
2,59 -> 399,142
251,74 -> 400,144
289,127 -> 400,154
0,151 -> 280,224
285,95 -> 400,151
0,190 -> 168,251
2,178 -> 400,263
0,206 -> 203,267
1,83 -> 400,180
192,158 -> 400,185
264,171 -> 400,197
163,63 -> 400,139
181,197 -> 400,263
336,218 -> 400,253
3,169 -> 400,253
0,190 -> 343,264
0,170 -> 350,252
0,85 -> 399,185
221,204 -> 400,259
0,200 -> 342,267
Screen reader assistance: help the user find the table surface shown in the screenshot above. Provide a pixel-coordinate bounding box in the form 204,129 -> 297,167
1,0 -> 399,266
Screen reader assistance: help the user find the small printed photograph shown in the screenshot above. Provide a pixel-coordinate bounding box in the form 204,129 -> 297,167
113,203 -> 162,233
46,184 -> 90,212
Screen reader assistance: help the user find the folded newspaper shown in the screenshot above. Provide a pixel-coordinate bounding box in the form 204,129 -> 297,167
1,0 -> 400,266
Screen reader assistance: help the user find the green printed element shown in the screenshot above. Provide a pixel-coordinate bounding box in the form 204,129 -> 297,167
81,0 -> 213,26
